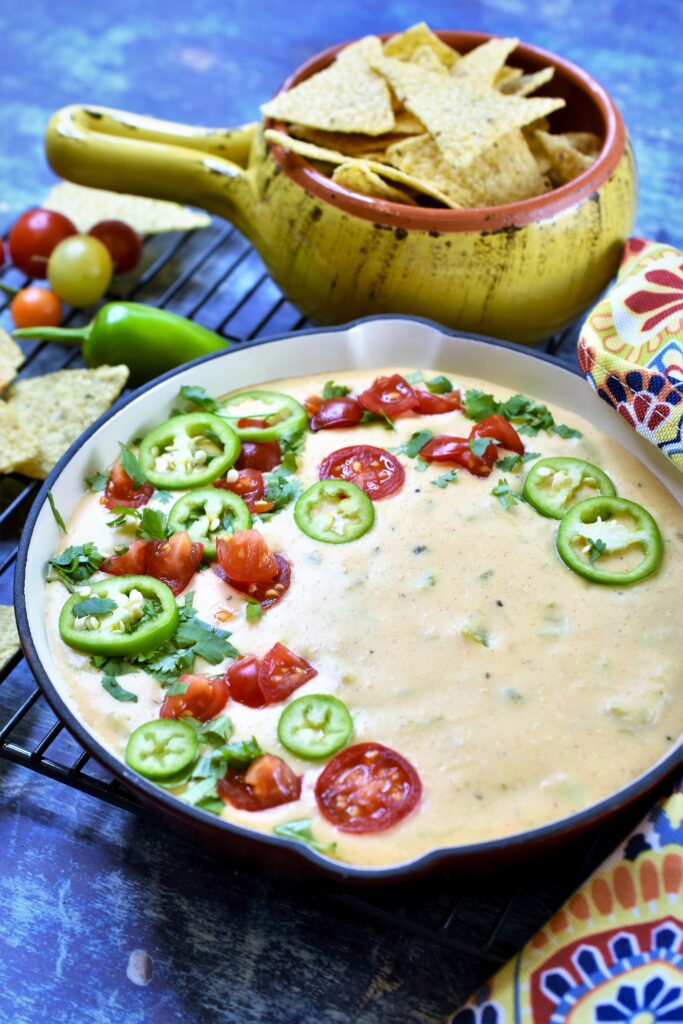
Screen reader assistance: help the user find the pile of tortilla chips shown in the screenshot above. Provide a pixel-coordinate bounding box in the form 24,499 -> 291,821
261,24 -> 602,209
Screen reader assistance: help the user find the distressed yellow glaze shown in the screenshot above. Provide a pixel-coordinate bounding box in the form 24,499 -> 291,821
46,106 -> 636,342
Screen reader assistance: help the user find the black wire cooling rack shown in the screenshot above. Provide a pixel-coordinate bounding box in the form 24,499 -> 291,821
0,219 -> 663,985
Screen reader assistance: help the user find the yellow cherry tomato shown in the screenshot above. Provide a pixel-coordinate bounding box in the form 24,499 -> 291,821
47,235 -> 113,307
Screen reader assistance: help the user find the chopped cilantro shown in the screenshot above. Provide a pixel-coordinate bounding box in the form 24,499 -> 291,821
213,736 -> 263,768
259,467 -> 302,520
84,471 -> 108,493
107,505 -> 167,540
392,430 -> 433,458
461,626 -> 490,648
496,451 -> 541,472
195,714 -> 234,747
273,819 -> 337,855
118,443 -> 147,488
553,423 -> 582,439
463,389 -> 581,439
101,675 -> 138,702
413,457 -> 429,473
588,538 -> 607,564
166,678 -> 190,696
469,436 -> 500,458
245,600 -> 264,622
46,491 -> 66,533
404,370 -> 423,384
425,374 -> 453,394
462,389 -> 498,422
72,596 -> 117,617
47,542 -> 104,592
174,597 -> 240,663
431,468 -> 459,489
359,409 -> 396,431
180,777 -> 222,812
491,478 -> 520,511
322,380 -> 351,399
154,490 -> 174,505
279,431 -> 307,474
180,385 -> 219,413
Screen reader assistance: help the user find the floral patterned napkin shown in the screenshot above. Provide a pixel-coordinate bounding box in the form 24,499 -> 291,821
450,778 -> 683,1023
579,238 -> 683,470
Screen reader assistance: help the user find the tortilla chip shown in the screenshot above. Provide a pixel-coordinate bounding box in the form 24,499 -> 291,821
410,44 -> 450,75
494,66 -> 523,87
264,129 -> 460,207
385,129 -> 548,207
451,38 -> 519,88
0,606 -> 20,672
5,365 -> 129,479
0,328 -> 24,393
373,55 -> 565,169
501,66 -> 555,96
383,23 -> 459,69
0,401 -> 39,475
534,129 -> 600,184
289,126 -> 404,155
393,109 -> 425,134
261,36 -> 395,136
332,162 -> 418,204
563,131 -> 603,156
43,182 -> 211,234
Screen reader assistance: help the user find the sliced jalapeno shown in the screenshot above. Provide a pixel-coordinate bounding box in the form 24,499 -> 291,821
167,488 -> 251,560
523,457 -> 616,519
216,389 -> 307,441
278,694 -> 353,760
59,575 -> 179,655
294,480 -> 375,543
125,719 -> 198,780
139,412 -> 240,489
556,496 -> 663,585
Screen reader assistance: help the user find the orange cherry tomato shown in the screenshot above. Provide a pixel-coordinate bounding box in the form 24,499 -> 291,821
10,286 -> 62,328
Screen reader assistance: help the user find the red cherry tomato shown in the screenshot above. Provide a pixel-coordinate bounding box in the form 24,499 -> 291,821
214,468 -> 272,513
258,642 -> 317,704
101,539 -> 149,576
310,396 -> 364,431
420,435 -> 494,477
218,552 -> 291,610
225,655 -> 266,708
102,461 -> 154,510
235,440 -> 281,473
414,389 -> 463,415
160,674 -> 229,722
216,529 -> 279,584
88,219 -> 142,274
9,208 -> 77,278
315,742 -> 422,834
358,374 -> 418,420
319,445 -> 405,500
218,754 -> 302,811
470,414 -> 524,455
145,530 -> 204,596
10,286 -> 62,328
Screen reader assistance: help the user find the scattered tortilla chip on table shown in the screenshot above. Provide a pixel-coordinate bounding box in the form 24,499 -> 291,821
0,328 -> 24,393
261,36 -> 395,135
0,401 -> 39,475
331,163 -> 418,204
0,607 -> 20,673
3,364 -> 129,479
383,23 -> 460,69
43,182 -> 211,234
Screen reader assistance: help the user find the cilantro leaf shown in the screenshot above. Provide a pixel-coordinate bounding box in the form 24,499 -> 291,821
491,478 -> 520,511
137,507 -> 168,540
101,675 -> 138,702
392,430 -> 433,458
279,431 -> 307,474
273,819 -> 337,855
553,423 -> 582,439
463,389 -> 582,440
181,777 -> 221,810
46,491 -> 67,533
431,468 -> 458,489
425,374 -> 453,394
359,410 -> 396,432
173,593 -> 240,663
588,538 -> 607,564
404,370 -> 424,384
166,678 -> 190,696
469,436 -> 500,458
213,737 -> 263,769
118,443 -> 147,489
154,490 -> 174,505
72,596 -> 117,617
498,450 -> 541,472
84,471 -> 108,493
463,389 -> 498,421
180,385 -> 219,413
259,467 -> 302,520
322,380 -> 351,399
47,542 -> 104,591
196,714 -> 234,747
413,457 -> 429,473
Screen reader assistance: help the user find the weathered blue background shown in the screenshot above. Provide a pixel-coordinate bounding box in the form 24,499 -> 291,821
1,2 -> 682,1022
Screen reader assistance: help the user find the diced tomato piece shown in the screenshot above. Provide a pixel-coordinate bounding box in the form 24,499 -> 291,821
358,374 -> 418,420
214,468 -> 272,513
160,674 -> 229,722
102,460 -> 154,510
420,435 -> 494,477
220,553 -> 291,610
470,414 -> 524,455
258,642 -> 317,704
146,530 -> 204,595
310,396 -> 364,431
305,395 -> 323,417
225,655 -> 265,708
101,538 -> 149,575
216,529 -> 279,584
319,445 -> 404,500
218,755 -> 302,811
414,389 -> 463,415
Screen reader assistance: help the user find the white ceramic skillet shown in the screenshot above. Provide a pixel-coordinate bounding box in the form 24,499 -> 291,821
15,317 -> 683,882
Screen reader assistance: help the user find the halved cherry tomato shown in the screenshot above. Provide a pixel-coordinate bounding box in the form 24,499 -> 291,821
102,460 -> 154,510
225,655 -> 265,708
160,674 -> 229,722
305,395 -> 322,417
234,418 -> 281,472
216,529 -> 279,584
10,286 -> 62,328
319,445 -> 405,500
9,208 -> 77,278
217,552 -> 291,610
414,389 -> 463,415
214,467 -> 271,513
146,530 -> 204,596
258,642 -> 317,704
420,436 -> 494,477
101,538 -> 149,576
358,374 -> 418,420
310,396 -> 364,431
218,754 -> 302,811
470,415 -> 524,455
315,742 -> 422,833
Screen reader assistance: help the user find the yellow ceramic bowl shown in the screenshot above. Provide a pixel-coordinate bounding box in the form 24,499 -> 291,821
45,31 -> 637,343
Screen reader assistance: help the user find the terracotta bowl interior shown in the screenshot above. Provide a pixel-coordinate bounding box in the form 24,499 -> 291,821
267,30 -> 624,229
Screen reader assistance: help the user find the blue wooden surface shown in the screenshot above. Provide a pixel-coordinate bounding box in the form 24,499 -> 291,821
1,2 -> 682,1022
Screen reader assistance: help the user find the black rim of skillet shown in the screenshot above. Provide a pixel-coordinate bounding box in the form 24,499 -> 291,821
14,314 -> 683,881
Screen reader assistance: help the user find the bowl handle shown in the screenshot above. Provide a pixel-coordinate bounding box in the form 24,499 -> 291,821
45,105 -> 259,235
